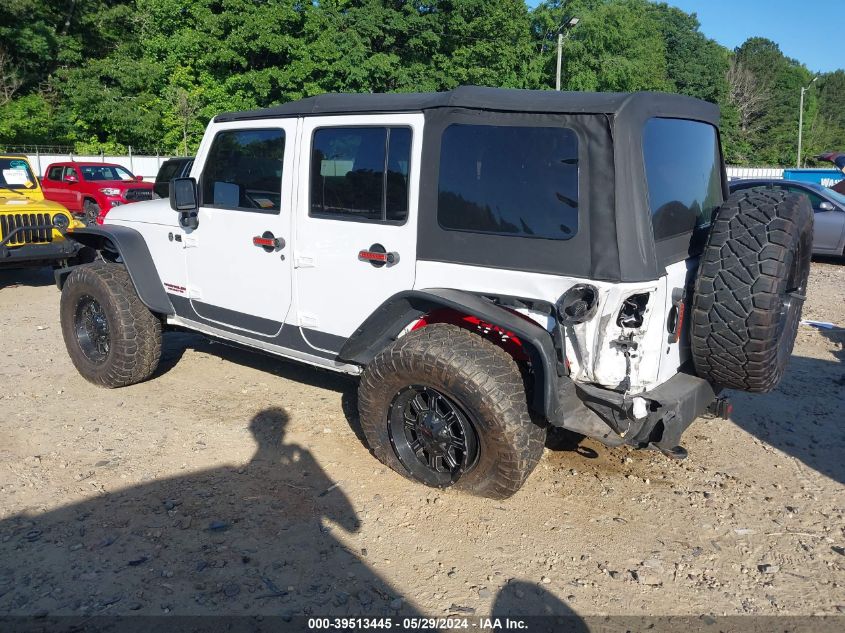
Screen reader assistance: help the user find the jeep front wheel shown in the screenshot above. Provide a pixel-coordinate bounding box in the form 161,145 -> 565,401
358,323 -> 545,499
60,262 -> 162,388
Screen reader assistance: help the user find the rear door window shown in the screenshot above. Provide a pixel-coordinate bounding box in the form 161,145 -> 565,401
437,124 -> 579,240
310,127 -> 412,223
643,118 -> 723,241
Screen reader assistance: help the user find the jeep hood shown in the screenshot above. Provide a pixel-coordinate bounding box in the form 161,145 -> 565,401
0,195 -> 71,214
105,197 -> 177,226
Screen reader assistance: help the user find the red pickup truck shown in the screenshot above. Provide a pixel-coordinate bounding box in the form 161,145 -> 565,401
41,162 -> 154,224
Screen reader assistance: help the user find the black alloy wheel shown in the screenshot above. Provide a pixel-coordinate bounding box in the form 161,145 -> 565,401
388,385 -> 479,487
74,294 -> 111,364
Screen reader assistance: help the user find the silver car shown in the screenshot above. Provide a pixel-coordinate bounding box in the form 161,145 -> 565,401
730,179 -> 845,257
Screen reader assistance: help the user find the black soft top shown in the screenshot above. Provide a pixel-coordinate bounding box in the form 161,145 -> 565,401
214,86 -> 725,283
215,86 -> 719,125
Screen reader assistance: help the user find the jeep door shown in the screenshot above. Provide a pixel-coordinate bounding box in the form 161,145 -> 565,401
183,120 -> 297,336
294,115 -> 422,350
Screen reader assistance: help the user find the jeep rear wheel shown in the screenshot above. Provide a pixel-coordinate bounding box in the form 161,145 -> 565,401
358,324 -> 545,499
60,262 -> 162,388
691,188 -> 813,392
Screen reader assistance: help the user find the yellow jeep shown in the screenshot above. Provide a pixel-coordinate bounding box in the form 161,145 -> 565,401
0,154 -> 85,268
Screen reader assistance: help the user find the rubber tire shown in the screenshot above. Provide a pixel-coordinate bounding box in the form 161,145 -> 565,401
691,187 -> 813,392
358,323 -> 545,499
60,262 -> 162,388
83,199 -> 101,225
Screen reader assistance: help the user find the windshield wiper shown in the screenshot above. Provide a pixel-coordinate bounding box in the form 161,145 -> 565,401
0,184 -> 24,196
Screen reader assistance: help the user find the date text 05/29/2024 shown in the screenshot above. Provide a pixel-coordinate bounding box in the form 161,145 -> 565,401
306,617 -> 529,630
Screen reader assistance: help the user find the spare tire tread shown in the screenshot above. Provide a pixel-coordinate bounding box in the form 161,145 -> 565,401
691,188 -> 812,393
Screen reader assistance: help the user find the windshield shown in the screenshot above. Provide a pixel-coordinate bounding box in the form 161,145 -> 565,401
80,165 -> 135,181
0,158 -> 38,190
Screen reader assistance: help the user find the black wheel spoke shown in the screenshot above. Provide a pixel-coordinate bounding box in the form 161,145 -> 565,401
412,393 -> 427,413
449,436 -> 466,452
387,384 -> 479,484
427,390 -> 443,414
74,295 -> 110,364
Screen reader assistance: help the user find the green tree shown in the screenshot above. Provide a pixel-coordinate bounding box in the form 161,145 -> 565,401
734,37 -> 813,165
649,3 -> 728,103
557,0 -> 671,92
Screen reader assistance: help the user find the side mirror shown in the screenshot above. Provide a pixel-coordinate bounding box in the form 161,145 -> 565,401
170,177 -> 197,211
135,175 -> 144,182
819,201 -> 835,212
170,177 -> 199,229
64,175 -> 78,183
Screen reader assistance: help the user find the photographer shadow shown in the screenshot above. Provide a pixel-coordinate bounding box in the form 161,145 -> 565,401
0,407 -> 418,619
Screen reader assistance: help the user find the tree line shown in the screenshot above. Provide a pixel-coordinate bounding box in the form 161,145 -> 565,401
1,0 -> 842,166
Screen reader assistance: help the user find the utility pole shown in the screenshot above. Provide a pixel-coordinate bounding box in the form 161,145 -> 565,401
797,76 -> 818,168
554,17 -> 579,91
555,33 -> 563,91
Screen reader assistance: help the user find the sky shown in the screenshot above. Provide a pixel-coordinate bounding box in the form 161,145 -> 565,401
656,0 -> 841,73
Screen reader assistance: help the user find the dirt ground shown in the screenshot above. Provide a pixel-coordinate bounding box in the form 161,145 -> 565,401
0,260 -> 843,623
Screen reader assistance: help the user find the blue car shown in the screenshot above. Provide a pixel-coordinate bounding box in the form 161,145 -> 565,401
729,179 -> 845,257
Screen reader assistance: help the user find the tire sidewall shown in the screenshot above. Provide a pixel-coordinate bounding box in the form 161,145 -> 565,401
359,327 -> 541,498
60,266 -> 126,382
365,366 -> 506,492
776,214 -> 813,368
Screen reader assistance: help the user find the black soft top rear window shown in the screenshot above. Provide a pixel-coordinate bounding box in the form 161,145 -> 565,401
437,124 -> 579,240
643,117 -> 723,242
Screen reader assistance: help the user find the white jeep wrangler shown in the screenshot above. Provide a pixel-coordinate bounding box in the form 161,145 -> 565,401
56,87 -> 813,499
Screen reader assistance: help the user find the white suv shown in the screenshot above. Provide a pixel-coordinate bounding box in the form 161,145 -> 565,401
56,87 -> 813,499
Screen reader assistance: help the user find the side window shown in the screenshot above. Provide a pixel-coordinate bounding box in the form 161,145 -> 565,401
785,186 -> 825,210
201,128 -> 285,213
64,167 -> 79,181
156,161 -> 181,183
437,124 -> 579,240
310,127 -> 412,223
47,166 -> 63,180
643,118 -> 723,240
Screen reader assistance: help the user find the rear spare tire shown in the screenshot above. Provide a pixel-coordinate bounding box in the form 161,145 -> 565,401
691,187 -> 813,392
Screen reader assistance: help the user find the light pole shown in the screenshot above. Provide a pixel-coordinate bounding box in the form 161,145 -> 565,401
555,17 -> 579,91
797,76 -> 818,168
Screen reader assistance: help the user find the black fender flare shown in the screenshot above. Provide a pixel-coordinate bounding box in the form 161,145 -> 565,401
338,289 -> 563,418
56,226 -> 174,316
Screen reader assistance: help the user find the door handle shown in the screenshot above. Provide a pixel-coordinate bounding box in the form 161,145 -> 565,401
253,231 -> 285,253
359,243 -> 399,268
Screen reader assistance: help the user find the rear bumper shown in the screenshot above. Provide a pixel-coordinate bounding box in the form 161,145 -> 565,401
0,239 -> 80,265
553,369 -> 720,454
